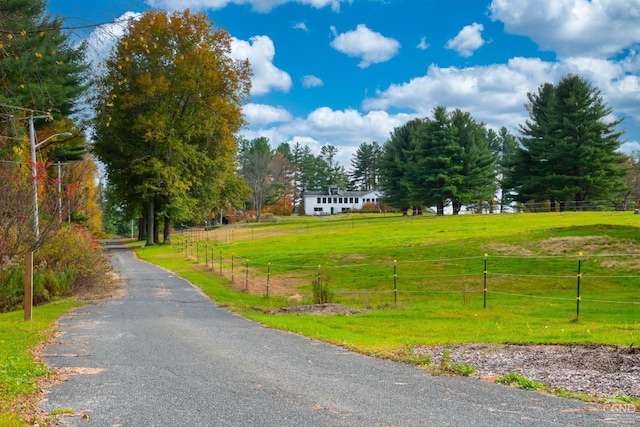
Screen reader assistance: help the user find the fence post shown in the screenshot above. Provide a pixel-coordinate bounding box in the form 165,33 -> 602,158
245,259 -> 249,291
483,253 -> 488,309
317,265 -> 321,285
219,250 -> 222,276
576,251 -> 583,318
231,253 -> 235,283
266,263 -> 271,297
393,260 -> 397,305
196,242 -> 199,263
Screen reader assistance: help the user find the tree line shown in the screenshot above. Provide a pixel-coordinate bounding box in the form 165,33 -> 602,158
238,74 -> 638,218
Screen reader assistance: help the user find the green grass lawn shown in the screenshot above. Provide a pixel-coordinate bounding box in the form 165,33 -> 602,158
141,211 -> 640,352
0,301 -> 79,426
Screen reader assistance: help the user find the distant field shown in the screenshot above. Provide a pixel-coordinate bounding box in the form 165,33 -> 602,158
138,212 -> 640,350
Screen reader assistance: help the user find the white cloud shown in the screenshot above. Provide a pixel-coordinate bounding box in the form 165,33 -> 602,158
229,35 -> 292,95
293,21 -> 309,31
301,75 -> 324,88
417,37 -> 429,51
243,103 -> 293,125
145,0 -> 349,13
490,0 -> 640,58
620,140 -> 640,155
445,22 -> 485,58
330,24 -> 400,68
85,12 -> 141,71
362,54 -> 640,148
242,107 -> 412,165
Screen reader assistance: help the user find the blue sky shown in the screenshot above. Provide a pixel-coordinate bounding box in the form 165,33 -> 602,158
47,0 -> 640,166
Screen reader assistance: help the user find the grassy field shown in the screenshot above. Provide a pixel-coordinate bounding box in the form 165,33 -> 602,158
0,301 -> 79,426
139,211 -> 640,352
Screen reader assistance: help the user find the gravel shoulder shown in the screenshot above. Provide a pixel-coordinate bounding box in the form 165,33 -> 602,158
416,343 -> 640,401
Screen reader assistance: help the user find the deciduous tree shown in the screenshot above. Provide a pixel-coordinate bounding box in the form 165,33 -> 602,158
93,10 -> 251,244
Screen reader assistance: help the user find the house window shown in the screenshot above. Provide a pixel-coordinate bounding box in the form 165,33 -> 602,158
322,197 -> 327,203
317,197 -> 321,204
314,207 -> 323,212
333,197 -> 337,203
349,197 -> 353,203
355,198 -> 359,203
339,197 -> 343,203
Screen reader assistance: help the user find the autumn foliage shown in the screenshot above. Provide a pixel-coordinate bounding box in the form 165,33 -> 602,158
93,10 -> 252,244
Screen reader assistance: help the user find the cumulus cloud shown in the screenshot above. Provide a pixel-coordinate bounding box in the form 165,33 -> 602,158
85,12 -> 141,71
362,54 -> 640,145
330,24 -> 400,68
417,37 -> 429,51
145,0 -> 348,13
301,75 -> 324,88
243,103 -> 293,125
229,35 -> 292,95
241,107 -> 413,164
490,0 -> 640,58
445,22 -> 485,57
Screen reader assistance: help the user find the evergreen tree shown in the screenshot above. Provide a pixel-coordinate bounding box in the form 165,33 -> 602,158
450,109 -> 498,214
496,127 -> 518,212
515,74 -> 626,210
0,0 -> 89,126
350,141 -> 381,190
409,106 -> 462,216
379,118 -> 422,215
319,144 -> 349,189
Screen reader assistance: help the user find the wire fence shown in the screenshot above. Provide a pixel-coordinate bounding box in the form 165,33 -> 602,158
172,227 -> 640,319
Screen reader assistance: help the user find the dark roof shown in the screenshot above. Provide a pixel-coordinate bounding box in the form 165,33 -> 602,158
303,189 -> 381,197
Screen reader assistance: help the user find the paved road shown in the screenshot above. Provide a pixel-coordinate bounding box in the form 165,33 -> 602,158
40,243 -> 638,426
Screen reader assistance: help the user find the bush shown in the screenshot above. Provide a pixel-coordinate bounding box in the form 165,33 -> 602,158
312,275 -> 334,304
0,262 -> 23,312
36,225 -> 111,297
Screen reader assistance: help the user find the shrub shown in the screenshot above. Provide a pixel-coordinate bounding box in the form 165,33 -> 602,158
0,262 -> 24,312
312,275 -> 334,304
36,225 -> 111,297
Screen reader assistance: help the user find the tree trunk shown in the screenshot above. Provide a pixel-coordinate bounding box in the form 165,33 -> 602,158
138,215 -> 146,241
436,201 -> 445,216
163,215 -> 171,243
153,211 -> 159,244
452,200 -> 461,215
146,197 -> 154,246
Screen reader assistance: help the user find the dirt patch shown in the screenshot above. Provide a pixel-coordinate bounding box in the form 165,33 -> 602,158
415,343 -> 640,400
266,303 -> 366,315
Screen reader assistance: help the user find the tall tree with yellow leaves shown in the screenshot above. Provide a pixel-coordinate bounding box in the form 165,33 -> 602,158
93,10 -> 251,244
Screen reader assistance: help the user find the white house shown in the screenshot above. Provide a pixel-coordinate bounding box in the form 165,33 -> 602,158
303,185 -> 382,215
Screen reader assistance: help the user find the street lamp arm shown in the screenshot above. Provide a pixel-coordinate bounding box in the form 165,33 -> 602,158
33,131 -> 72,150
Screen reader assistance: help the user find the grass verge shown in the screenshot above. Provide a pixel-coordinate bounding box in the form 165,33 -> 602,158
0,301 -> 79,426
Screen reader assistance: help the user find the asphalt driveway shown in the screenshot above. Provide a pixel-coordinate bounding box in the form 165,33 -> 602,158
39,243 -> 638,426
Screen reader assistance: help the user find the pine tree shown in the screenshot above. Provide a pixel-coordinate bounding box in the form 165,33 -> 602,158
496,127 -> 518,212
350,141 -> 381,190
515,74 -> 626,210
409,106 -> 462,216
449,109 -> 498,214
379,118 -> 422,215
